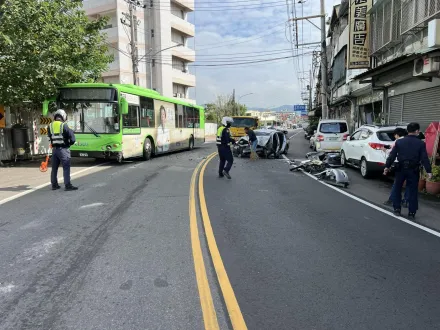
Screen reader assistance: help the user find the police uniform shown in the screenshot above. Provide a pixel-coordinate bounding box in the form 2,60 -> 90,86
48,120 -> 76,189
216,125 -> 235,177
385,135 -> 432,215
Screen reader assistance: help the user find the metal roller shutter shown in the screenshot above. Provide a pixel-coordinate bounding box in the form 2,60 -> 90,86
388,95 -> 403,125
403,86 -> 440,130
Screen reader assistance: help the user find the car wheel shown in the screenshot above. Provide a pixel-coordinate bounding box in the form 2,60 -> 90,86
143,138 -> 153,161
360,157 -> 371,179
340,150 -> 347,167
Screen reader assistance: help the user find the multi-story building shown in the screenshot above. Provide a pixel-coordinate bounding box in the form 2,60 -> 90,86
83,0 -> 196,103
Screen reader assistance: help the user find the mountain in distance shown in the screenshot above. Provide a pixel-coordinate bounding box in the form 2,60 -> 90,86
249,105 -> 302,112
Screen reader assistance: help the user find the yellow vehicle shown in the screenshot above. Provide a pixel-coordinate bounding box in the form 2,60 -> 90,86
230,116 -> 259,138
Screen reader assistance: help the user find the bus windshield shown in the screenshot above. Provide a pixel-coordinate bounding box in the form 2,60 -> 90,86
61,102 -> 120,134
231,118 -> 257,128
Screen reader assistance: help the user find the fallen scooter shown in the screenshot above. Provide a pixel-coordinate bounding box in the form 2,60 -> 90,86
314,168 -> 350,188
289,151 -> 350,188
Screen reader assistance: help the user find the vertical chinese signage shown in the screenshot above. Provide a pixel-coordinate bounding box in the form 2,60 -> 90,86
348,0 -> 372,69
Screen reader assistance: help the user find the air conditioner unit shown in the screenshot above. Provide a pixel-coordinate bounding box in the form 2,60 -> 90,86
413,56 -> 440,76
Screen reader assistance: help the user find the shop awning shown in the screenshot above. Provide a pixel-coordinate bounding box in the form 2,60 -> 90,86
354,47 -> 440,82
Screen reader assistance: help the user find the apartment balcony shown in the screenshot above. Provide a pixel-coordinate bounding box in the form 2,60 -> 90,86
171,44 -> 196,62
170,15 -> 195,37
83,0 -> 117,16
171,0 -> 194,12
102,26 -> 119,44
172,69 -> 196,87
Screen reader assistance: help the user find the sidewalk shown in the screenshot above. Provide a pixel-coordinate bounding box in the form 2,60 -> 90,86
0,159 -> 112,204
205,135 -> 216,143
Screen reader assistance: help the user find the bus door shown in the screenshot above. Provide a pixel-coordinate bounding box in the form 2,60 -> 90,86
190,106 -> 202,143
174,104 -> 186,150
121,93 -> 141,157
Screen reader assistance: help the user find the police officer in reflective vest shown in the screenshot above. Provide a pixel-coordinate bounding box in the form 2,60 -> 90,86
47,109 -> 78,191
384,122 -> 432,220
216,117 -> 236,179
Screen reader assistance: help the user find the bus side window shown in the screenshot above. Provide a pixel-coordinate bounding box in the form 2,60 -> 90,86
140,97 -> 155,128
123,105 -> 140,127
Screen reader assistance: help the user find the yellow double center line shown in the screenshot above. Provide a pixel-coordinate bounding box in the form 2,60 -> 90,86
189,152 -> 248,330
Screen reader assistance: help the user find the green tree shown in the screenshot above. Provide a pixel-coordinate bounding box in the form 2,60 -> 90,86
204,103 -> 217,121
237,103 -> 248,116
0,0 -> 113,106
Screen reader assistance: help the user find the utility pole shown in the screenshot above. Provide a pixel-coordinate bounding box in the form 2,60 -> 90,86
288,2 -> 328,119
121,0 -> 146,85
232,89 -> 236,116
129,2 -> 138,85
308,69 -> 312,114
320,0 -> 329,119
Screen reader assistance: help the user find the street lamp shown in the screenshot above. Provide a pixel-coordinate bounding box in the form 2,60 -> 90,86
238,93 -> 254,101
235,93 -> 253,115
138,43 -> 184,90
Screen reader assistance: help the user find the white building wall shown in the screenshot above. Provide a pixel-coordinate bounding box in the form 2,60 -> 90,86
83,0 -> 196,100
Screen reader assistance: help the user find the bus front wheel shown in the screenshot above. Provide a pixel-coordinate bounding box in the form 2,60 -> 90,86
143,138 -> 153,161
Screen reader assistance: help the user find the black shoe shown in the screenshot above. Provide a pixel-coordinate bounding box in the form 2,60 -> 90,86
393,209 -> 401,216
65,184 -> 78,191
219,174 -> 224,178
408,213 -> 416,221
383,200 -> 393,206
52,185 -> 61,190
402,201 -> 408,208
223,170 -> 231,179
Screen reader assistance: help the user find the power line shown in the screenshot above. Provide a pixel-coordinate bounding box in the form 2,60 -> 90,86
147,3 -> 289,11
195,26 -> 286,51
140,53 -> 314,66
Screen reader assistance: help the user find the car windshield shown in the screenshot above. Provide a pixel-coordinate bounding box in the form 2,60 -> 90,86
320,122 -> 348,133
60,102 -> 120,134
377,130 -> 395,142
231,118 -> 257,128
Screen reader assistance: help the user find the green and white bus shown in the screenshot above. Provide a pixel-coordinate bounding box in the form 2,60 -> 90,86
42,83 -> 205,162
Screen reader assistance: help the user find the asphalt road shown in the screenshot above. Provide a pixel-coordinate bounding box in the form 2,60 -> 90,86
0,145 -> 228,330
203,129 -> 440,329
2,131 -> 440,330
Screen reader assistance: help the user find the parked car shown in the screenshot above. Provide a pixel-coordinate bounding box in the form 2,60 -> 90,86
340,124 -> 407,178
311,120 -> 349,152
233,129 -> 289,158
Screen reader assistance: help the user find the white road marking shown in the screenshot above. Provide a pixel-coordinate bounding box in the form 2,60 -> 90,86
0,162 -> 110,206
0,283 -> 15,294
289,131 -> 304,140
79,202 -> 106,209
281,154 -> 440,238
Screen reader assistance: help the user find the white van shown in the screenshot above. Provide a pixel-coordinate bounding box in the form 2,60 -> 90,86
313,119 -> 349,152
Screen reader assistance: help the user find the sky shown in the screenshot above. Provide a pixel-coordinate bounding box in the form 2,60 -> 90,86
189,0 -> 339,109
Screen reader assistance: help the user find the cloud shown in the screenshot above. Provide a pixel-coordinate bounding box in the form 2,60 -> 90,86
191,0 -> 332,108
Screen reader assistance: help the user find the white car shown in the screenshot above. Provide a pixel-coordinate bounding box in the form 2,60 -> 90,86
312,120 -> 349,152
340,124 -> 406,178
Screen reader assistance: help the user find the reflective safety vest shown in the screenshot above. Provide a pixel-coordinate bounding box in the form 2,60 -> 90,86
49,121 -> 66,146
216,126 -> 231,145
